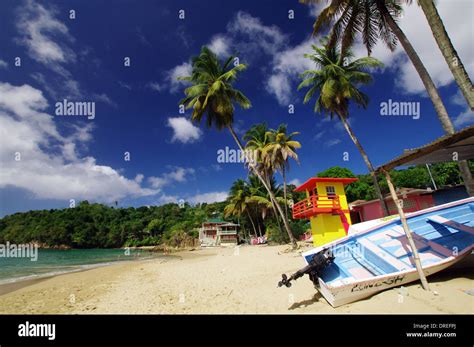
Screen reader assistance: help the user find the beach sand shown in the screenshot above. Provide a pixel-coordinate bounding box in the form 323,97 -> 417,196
0,244 -> 472,314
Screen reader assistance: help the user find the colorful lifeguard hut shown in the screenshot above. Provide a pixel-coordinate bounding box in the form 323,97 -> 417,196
292,177 -> 357,246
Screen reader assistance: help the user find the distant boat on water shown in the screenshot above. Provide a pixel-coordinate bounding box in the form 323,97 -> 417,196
279,198 -> 474,307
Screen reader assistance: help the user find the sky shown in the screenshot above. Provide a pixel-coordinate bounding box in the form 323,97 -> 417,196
0,0 -> 473,217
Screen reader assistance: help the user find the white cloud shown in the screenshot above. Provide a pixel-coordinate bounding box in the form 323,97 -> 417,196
453,108 -> 474,128
155,191 -> 228,205
156,194 -> 180,205
208,35 -> 231,57
148,167 -> 195,189
166,117 -> 202,144
118,81 -> 132,90
0,82 -> 158,202
266,38 -> 314,105
136,27 -> 151,47
288,178 -> 301,186
16,0 -> 81,99
187,191 -> 228,204
227,11 -> 288,56
395,1 -> 473,94
265,0 -> 473,105
313,130 -> 326,141
147,82 -> 162,92
16,0 -> 75,65
325,138 -> 342,147
93,93 -> 117,108
0,59 -> 8,68
163,11 -> 288,97
167,62 -> 192,93
349,1 -> 474,95
134,174 -> 144,184
450,89 -> 469,108
308,3 -> 326,18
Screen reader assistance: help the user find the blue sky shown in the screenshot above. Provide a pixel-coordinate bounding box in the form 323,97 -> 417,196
0,0 -> 473,217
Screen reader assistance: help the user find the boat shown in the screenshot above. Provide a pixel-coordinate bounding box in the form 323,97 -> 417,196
278,197 -> 474,307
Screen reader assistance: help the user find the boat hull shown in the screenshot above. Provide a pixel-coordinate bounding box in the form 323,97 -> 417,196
318,248 -> 472,307
300,197 -> 474,307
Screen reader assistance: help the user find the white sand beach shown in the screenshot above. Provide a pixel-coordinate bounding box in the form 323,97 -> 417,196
0,244 -> 472,314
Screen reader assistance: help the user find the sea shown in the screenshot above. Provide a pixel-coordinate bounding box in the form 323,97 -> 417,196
0,248 -> 162,285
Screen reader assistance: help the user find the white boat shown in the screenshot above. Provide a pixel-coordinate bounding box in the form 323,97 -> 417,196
279,197 -> 474,307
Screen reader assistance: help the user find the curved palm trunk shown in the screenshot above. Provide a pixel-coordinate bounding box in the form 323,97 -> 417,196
282,166 -> 289,222
228,125 -> 298,248
381,4 -> 474,196
246,210 -> 258,238
338,115 -> 390,216
419,0 -> 474,110
265,172 -> 285,240
379,3 -> 453,133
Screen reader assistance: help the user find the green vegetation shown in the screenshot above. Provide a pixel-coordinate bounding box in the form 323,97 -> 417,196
0,200 -> 226,248
317,162 -> 473,203
0,162 -> 470,248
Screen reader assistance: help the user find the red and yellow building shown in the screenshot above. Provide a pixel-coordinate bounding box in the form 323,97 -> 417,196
292,177 -> 357,246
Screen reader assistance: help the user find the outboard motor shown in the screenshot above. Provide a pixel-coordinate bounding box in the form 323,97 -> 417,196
278,248 -> 334,288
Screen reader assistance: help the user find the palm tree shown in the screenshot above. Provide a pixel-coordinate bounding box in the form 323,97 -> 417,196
301,0 -> 474,195
264,124 -> 301,221
224,179 -> 257,238
244,123 -> 286,238
179,47 -> 298,248
247,174 -> 288,239
298,43 -> 390,216
417,0 -> 473,110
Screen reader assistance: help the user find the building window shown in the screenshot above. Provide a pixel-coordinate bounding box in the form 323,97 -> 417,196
326,186 -> 336,197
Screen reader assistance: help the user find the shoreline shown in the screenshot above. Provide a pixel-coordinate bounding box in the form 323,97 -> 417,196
0,245 -> 472,314
0,245 -> 199,295
0,251 -> 184,297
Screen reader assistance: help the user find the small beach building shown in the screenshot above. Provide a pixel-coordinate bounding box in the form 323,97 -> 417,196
199,219 -> 239,247
350,188 -> 435,223
292,177 -> 357,246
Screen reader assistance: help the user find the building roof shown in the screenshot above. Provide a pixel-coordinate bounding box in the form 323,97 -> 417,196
349,188 -> 433,208
220,223 -> 240,227
377,125 -> 474,171
204,218 -> 226,224
294,177 -> 358,192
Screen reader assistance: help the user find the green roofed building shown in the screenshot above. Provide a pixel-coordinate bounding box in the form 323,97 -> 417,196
200,219 -> 239,247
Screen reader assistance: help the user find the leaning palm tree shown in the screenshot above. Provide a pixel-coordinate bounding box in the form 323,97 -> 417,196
417,0 -> 473,110
300,0 -> 474,195
264,124 -> 301,221
298,43 -> 390,216
179,47 -> 298,248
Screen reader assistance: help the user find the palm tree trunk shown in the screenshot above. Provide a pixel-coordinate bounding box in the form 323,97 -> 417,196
228,125 -> 298,248
379,3 -> 453,134
419,0 -> 474,110
246,210 -> 258,238
257,214 -> 263,238
381,5 -> 474,196
265,172 -> 285,239
338,114 -> 390,216
282,166 -> 289,222
382,169 -> 430,291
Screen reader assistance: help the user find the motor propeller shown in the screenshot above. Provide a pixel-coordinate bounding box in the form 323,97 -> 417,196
277,248 -> 335,288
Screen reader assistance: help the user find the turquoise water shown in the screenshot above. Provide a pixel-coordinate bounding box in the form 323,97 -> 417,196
0,248 -> 161,284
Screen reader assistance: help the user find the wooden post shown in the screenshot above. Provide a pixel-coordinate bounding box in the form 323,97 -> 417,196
382,169 -> 430,291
